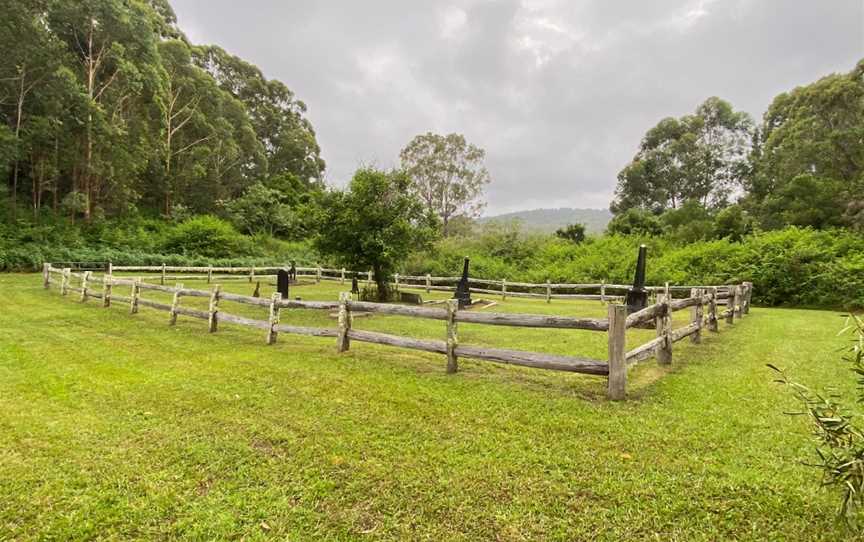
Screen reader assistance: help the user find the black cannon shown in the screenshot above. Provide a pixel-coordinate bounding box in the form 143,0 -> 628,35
453,257 -> 472,309
624,244 -> 649,313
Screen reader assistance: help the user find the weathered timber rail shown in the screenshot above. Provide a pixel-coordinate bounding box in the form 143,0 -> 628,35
43,263 -> 753,400
104,263 -> 741,303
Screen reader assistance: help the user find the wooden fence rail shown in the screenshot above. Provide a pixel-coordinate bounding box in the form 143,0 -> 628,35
103,263 -> 744,304
43,263 -> 752,400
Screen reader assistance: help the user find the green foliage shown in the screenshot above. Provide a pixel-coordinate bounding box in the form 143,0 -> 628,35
770,315 -> 864,521
749,60 -> 864,230
0,0 -> 322,221
714,204 -> 753,241
224,182 -> 303,238
606,208 -> 663,236
612,97 -> 753,213
407,225 -> 864,309
310,168 -> 438,300
162,216 -> 258,258
554,223 -> 586,243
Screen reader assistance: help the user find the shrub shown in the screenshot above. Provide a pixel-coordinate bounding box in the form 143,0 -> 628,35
162,215 -> 259,258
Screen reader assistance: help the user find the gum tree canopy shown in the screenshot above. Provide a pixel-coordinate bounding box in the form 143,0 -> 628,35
611,97 -> 753,214
400,132 -> 491,236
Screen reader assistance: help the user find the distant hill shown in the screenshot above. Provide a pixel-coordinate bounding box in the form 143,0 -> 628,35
479,208 -> 612,233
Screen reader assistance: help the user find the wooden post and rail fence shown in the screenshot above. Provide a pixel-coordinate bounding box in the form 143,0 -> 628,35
42,263 -> 753,400
86,262 -> 749,304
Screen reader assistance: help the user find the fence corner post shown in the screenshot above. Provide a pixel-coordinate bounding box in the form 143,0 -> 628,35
607,304 -> 627,401
733,284 -> 742,319
60,268 -> 70,296
656,294 -> 672,365
336,292 -> 352,352
725,286 -> 735,325
208,284 -> 221,332
707,286 -> 718,332
446,299 -> 459,373
267,291 -> 282,345
130,278 -> 141,314
103,274 -> 112,308
80,271 -> 91,302
169,283 -> 183,326
690,288 -> 703,344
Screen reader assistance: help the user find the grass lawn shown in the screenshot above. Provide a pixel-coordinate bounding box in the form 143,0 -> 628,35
0,272 -> 857,540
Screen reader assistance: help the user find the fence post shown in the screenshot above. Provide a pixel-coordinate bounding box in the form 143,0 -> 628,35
130,278 -> 140,314
426,274 -> 431,293
60,268 -> 70,296
743,282 -> 753,315
725,287 -> 735,325
656,294 -> 672,365
208,285 -> 220,332
395,273 -> 400,292
43,263 -> 50,288
103,275 -> 112,308
546,280 -> 552,303
600,280 -> 606,304
107,261 -> 113,276
367,269 -> 373,288
607,304 -> 627,401
733,284 -> 743,319
501,278 -> 507,301
267,292 -> 282,345
707,287 -> 718,332
316,265 -> 322,283
446,299 -> 458,373
336,292 -> 352,352
161,263 -> 166,285
207,265 -> 213,284
341,268 -> 346,285
80,271 -> 91,302
249,266 -> 255,283
169,283 -> 183,326
690,288 -> 703,344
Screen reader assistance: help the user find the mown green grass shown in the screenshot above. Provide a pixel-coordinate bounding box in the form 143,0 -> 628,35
0,273 -> 857,540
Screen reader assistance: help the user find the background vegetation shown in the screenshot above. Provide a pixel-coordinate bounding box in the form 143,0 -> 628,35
2,2 -> 862,312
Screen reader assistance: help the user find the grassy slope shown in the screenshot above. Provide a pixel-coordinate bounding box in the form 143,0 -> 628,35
0,273 -> 856,540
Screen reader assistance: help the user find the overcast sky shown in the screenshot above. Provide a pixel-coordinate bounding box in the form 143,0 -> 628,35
171,0 -> 863,215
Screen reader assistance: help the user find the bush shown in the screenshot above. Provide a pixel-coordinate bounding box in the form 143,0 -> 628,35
162,216 -> 259,258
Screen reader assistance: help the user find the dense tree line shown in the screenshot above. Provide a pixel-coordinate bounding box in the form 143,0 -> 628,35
610,60 -> 864,237
0,0 -> 323,221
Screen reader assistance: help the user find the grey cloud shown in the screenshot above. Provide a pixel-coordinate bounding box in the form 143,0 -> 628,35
171,0 -> 863,214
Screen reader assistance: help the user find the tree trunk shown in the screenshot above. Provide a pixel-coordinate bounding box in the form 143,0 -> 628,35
373,264 -> 390,302
11,70 -> 25,220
